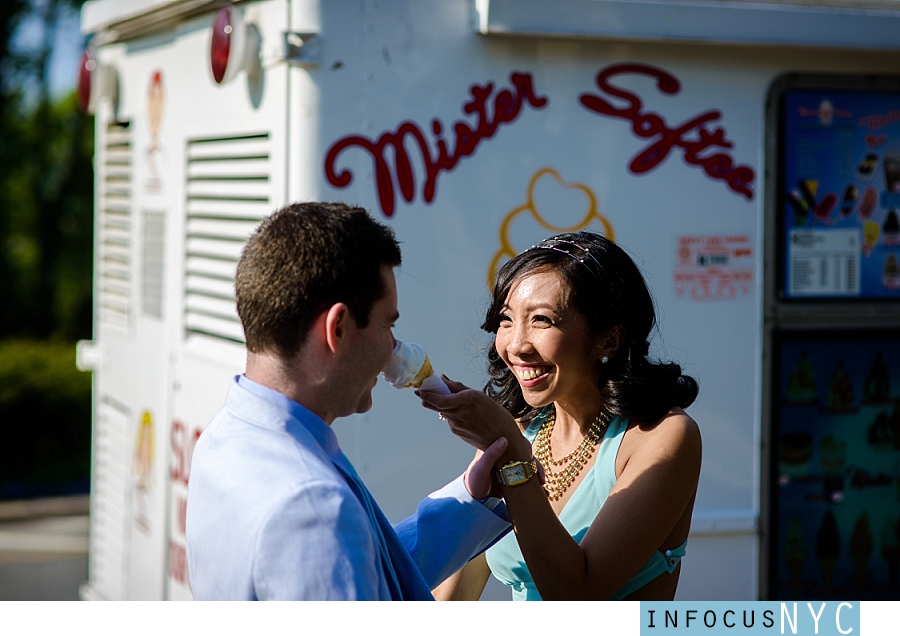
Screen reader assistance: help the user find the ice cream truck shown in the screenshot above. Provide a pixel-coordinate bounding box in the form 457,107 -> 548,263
75,0 -> 900,600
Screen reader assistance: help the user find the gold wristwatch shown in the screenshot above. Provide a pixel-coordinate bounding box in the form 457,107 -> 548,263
494,458 -> 538,487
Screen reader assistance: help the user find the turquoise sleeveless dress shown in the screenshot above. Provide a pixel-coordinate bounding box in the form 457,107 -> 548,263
485,409 -> 687,600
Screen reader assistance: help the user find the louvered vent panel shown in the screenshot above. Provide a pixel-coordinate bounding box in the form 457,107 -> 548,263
89,397 -> 131,601
184,133 -> 270,344
141,211 -> 165,319
98,122 -> 133,329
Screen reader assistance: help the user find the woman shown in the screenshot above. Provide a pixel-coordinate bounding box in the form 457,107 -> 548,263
422,232 -> 701,601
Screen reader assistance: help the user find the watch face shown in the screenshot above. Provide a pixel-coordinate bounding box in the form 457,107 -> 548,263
497,460 -> 535,486
508,465 -> 526,482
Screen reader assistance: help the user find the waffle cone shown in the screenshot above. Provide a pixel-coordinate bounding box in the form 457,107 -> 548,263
786,557 -> 803,581
405,355 -> 434,388
819,557 -> 836,593
786,557 -> 803,598
852,555 -> 869,588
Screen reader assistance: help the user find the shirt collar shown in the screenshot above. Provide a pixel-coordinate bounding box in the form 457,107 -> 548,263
236,374 -> 342,458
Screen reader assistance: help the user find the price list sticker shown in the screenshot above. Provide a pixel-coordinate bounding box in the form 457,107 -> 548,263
788,228 -> 860,297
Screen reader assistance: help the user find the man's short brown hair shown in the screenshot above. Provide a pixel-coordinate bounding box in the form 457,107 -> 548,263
235,202 -> 402,357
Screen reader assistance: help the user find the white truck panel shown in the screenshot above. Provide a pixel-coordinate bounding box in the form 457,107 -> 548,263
78,0 -> 900,600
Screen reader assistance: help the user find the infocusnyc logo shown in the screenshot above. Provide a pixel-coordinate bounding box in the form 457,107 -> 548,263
640,602 -> 859,636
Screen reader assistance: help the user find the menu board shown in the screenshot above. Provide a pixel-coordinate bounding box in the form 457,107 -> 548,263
772,331 -> 900,600
781,89 -> 900,300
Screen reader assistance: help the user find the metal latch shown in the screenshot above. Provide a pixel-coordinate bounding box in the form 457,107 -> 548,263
283,32 -> 321,66
76,340 -> 102,372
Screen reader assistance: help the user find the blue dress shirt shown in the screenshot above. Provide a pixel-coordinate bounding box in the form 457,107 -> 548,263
186,375 -> 510,600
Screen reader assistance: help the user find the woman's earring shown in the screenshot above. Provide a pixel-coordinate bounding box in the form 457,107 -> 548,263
601,355 -> 609,364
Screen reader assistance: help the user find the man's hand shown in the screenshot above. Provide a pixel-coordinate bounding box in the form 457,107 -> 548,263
463,438 -> 508,499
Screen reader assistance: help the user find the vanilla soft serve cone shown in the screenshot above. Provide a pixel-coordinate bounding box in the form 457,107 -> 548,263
381,340 -> 450,395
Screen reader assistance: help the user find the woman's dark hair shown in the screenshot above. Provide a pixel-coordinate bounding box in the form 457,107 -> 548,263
482,231 -> 697,423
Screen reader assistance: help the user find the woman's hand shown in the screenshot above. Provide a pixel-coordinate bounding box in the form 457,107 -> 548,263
416,376 -> 531,462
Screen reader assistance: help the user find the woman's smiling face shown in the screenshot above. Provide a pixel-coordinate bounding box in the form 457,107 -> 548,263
495,268 -> 605,410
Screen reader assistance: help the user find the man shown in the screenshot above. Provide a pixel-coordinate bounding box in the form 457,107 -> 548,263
186,202 -> 511,600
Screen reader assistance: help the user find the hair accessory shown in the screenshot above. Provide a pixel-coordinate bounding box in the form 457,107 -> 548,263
601,355 -> 609,364
533,407 -> 612,501
530,238 -> 603,282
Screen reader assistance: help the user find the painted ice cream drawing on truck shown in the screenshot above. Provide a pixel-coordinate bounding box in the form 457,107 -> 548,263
75,0 -> 900,600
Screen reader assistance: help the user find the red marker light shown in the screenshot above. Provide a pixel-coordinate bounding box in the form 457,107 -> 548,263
78,49 -> 96,112
210,7 -> 233,84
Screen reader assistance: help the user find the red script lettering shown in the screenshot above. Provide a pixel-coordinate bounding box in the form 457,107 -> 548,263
325,72 -> 548,217
170,420 -> 202,486
579,63 -> 755,200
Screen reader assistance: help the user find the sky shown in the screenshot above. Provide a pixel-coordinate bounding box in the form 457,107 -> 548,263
51,9 -> 84,97
12,2 -> 85,99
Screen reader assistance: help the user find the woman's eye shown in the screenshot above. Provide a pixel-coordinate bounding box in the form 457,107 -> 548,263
533,315 -> 552,326
498,312 -> 511,323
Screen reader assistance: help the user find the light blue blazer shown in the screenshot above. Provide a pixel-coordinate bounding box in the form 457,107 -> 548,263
186,376 -> 510,600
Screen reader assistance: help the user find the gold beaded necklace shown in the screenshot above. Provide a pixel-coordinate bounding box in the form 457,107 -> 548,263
533,407 -> 612,501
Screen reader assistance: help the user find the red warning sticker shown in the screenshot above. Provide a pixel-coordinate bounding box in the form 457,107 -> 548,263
674,235 -> 754,301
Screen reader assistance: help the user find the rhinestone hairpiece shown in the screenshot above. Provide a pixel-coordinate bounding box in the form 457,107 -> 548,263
530,238 -> 603,281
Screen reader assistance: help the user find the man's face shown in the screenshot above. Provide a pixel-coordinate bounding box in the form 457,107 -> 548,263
340,266 -> 399,417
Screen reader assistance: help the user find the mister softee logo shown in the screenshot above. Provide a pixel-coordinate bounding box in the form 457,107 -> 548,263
578,63 -> 755,201
323,63 -> 756,218
641,602 -> 859,636
324,71 -> 548,217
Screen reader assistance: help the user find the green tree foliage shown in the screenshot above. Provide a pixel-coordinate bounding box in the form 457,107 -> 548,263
1,0 -> 93,499
1,0 -> 93,341
3,90 -> 94,340
0,339 -> 91,498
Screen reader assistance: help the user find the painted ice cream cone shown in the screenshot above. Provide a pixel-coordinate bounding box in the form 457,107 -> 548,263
784,517 -> 806,599
381,340 -> 450,394
884,547 -> 900,593
786,557 -> 804,599
819,558 -> 837,596
820,436 -> 848,503
849,512 -> 874,593
816,510 -> 840,597
882,516 -> 900,594
851,556 -> 869,592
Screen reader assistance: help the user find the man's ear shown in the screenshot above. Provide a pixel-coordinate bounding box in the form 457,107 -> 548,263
323,303 -> 352,354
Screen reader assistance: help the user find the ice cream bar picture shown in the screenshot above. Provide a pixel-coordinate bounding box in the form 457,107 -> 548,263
381,340 -> 451,395
859,187 -> 877,219
814,193 -> 838,222
840,183 -> 857,217
884,156 -> 900,193
857,152 -> 878,181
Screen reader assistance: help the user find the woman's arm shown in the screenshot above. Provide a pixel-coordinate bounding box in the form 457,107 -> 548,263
502,410 -> 701,600
432,553 -> 491,601
421,384 -> 701,600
